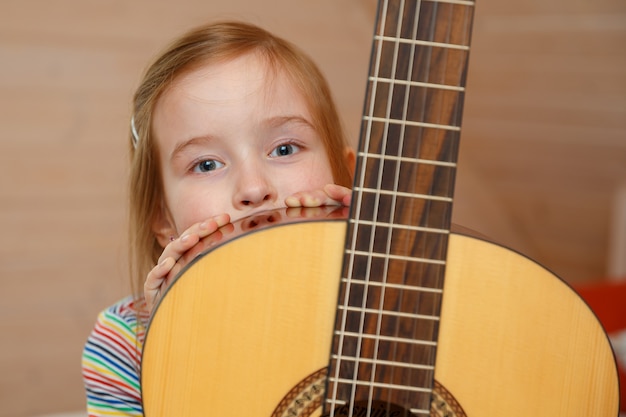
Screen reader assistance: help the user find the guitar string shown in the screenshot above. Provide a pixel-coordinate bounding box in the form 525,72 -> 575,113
327,0 -> 390,415
381,1 -> 472,413
347,0 -> 402,412
384,0 -> 427,412
405,3 -> 442,411
404,3 -> 475,415
405,2 -> 456,413
340,1 -> 429,414
358,0 -> 411,414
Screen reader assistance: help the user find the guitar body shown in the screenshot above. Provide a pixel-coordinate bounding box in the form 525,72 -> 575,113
141,217 -> 619,416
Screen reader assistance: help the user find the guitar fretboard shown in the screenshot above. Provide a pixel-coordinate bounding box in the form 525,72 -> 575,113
326,0 -> 475,414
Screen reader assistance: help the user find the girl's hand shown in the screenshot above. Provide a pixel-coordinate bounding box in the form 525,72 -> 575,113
144,213 -> 230,314
285,184 -> 352,208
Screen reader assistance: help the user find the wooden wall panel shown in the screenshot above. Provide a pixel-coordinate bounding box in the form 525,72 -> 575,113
0,0 -> 623,415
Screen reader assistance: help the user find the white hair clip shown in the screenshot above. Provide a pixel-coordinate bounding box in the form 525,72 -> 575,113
131,116 -> 140,148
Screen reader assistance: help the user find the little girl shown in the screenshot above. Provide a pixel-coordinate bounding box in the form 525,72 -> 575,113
81,20 -> 355,416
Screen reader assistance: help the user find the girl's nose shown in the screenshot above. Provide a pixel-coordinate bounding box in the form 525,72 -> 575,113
232,168 -> 277,210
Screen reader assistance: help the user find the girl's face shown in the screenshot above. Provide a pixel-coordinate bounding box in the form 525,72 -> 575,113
151,53 -> 335,242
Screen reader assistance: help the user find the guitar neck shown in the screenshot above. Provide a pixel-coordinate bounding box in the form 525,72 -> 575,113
326,0 -> 475,414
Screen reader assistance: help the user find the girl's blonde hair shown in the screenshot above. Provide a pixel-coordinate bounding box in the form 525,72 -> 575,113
128,21 -> 352,299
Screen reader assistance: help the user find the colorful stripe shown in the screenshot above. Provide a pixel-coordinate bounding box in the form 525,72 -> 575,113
82,296 -> 148,416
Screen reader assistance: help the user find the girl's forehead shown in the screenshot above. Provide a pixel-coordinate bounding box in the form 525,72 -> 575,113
171,53 -> 285,92
152,51 -> 316,139
157,52 -> 309,115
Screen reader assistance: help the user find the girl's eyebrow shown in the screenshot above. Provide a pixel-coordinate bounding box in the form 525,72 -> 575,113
169,116 -> 315,162
266,115 -> 315,130
170,135 -> 215,162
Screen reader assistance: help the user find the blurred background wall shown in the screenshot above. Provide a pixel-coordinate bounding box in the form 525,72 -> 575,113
1,0 -> 624,415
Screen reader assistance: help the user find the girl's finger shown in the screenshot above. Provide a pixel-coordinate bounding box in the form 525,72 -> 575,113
285,189 -> 330,207
323,184 -> 352,206
285,184 -> 352,208
157,213 -> 231,264
197,213 -> 231,238
144,257 -> 175,313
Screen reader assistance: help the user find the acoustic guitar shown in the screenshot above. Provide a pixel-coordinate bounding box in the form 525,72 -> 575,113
141,0 -> 620,415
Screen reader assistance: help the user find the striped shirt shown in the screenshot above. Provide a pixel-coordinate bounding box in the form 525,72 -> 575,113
82,296 -> 149,416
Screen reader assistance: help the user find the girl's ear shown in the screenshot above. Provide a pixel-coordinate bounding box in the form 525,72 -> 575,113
344,146 -> 356,178
152,204 -> 177,248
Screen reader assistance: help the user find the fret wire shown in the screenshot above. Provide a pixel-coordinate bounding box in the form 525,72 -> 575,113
429,0 -> 475,6
336,328 -> 438,346
358,151 -> 457,167
349,250 -> 446,265
324,398 -> 429,416
369,75 -> 465,92
349,218 -> 450,235
325,398 -> 347,406
374,34 -> 470,50
331,354 -> 436,371
363,115 -> 461,131
323,400 -> 429,417
353,186 -> 453,202
337,307 -> 440,323
327,378 -> 433,394
341,278 -> 444,294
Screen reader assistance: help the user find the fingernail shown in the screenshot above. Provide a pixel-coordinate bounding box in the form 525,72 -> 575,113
303,196 -> 320,207
180,234 -> 190,243
219,213 -> 230,224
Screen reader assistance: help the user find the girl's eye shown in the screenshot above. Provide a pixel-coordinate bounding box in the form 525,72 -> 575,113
193,159 -> 224,173
270,143 -> 301,158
